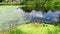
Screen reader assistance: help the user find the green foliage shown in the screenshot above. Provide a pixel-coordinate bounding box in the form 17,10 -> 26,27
20,0 -> 46,12
44,1 -> 52,10
1,0 -> 60,11
20,0 -> 60,12
44,1 -> 60,11
52,1 -> 60,10
21,1 -> 36,12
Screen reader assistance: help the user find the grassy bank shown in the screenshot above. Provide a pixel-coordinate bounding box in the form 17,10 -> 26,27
4,24 -> 60,34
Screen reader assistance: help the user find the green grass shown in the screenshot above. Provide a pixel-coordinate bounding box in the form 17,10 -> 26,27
7,24 -> 60,34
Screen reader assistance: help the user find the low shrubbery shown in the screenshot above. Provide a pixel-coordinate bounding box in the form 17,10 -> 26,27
1,0 -> 60,12
44,1 -> 60,11
20,0 -> 60,12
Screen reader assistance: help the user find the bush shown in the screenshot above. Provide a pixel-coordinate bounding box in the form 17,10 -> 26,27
21,1 -> 36,12
20,0 -> 60,12
20,0 -> 46,12
44,1 -> 60,11
52,1 -> 60,10
44,1 -> 52,11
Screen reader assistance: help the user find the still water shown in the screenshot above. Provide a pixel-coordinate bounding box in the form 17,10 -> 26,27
0,6 -> 60,32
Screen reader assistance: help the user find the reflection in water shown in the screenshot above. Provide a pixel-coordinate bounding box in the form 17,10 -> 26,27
24,10 -> 60,24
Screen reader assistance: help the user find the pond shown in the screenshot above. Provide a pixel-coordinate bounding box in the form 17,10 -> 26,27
0,6 -> 60,32
0,6 -> 20,23
0,6 -> 22,32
